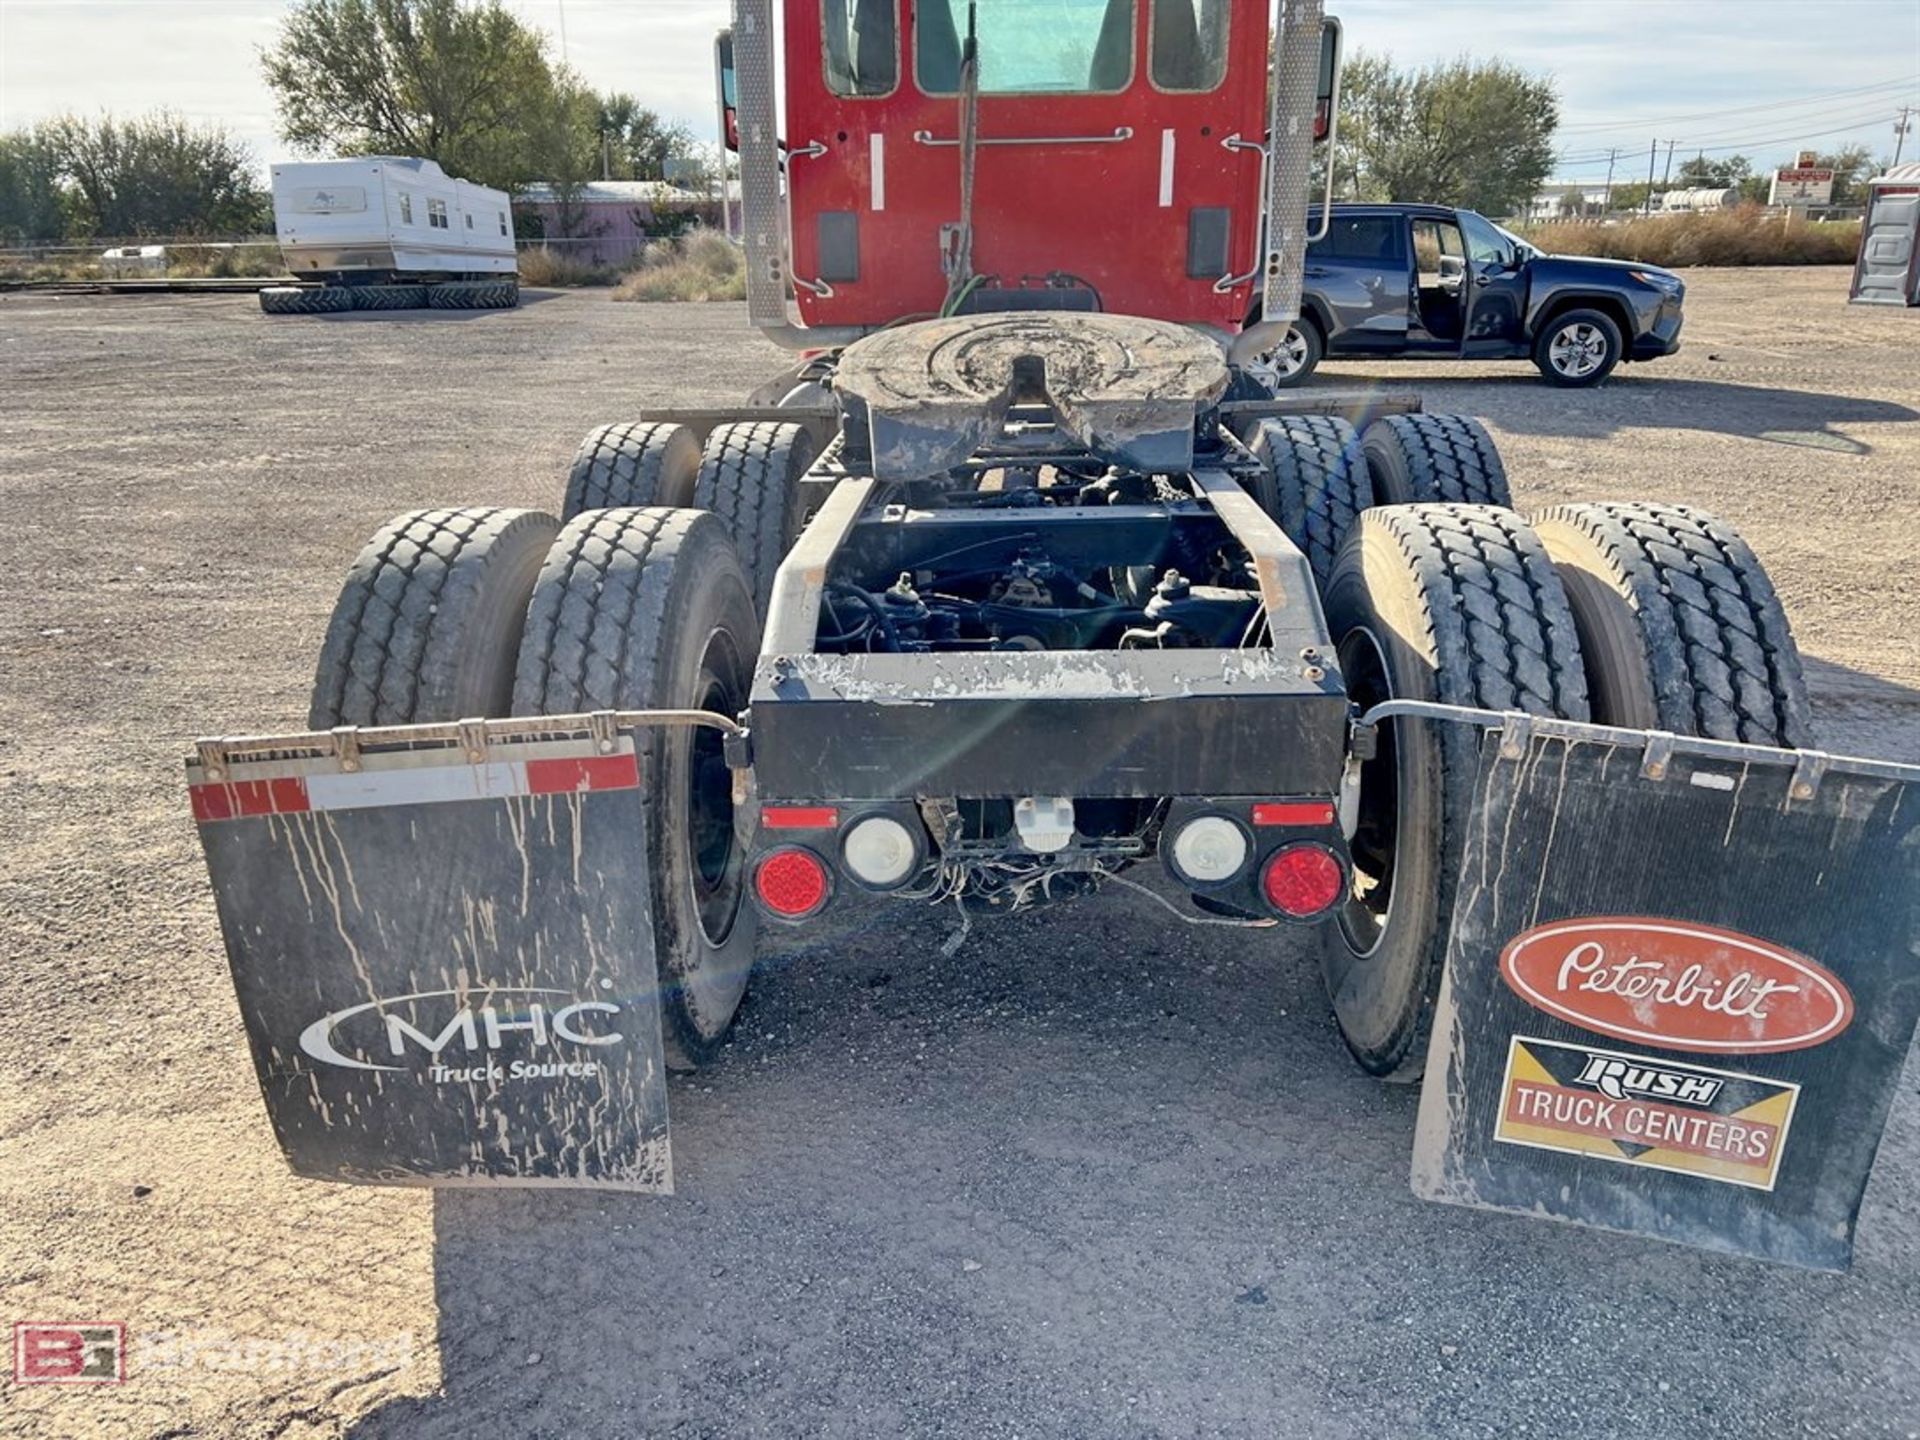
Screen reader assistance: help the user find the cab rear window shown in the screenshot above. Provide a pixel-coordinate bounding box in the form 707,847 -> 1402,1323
824,0 -> 898,97
1150,0 -> 1228,92
917,0 -> 1135,95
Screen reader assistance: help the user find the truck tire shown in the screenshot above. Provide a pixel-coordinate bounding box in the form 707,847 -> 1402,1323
563,422 -> 701,520
511,507 -> 760,1069
1531,502 -> 1814,747
308,506 -> 559,729
259,285 -> 353,315
427,279 -> 520,310
1248,416 -> 1372,591
351,284 -> 427,310
1533,307 -> 1623,387
1360,413 -> 1511,508
693,421 -> 820,615
1320,505 -> 1589,1080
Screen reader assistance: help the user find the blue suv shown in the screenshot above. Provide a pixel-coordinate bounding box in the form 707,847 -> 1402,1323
1252,203 -> 1686,388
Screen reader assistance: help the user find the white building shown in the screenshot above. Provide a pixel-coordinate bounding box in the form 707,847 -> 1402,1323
1525,182 -> 1614,222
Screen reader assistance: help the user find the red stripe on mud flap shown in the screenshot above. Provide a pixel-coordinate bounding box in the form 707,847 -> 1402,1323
525,754 -> 641,795
190,777 -> 311,823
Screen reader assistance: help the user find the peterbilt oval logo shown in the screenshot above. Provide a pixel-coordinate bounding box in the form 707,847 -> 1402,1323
1498,917 -> 1853,1054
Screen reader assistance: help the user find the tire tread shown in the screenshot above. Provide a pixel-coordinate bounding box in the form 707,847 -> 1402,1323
1362,414 -> 1512,507
1534,501 -> 1813,746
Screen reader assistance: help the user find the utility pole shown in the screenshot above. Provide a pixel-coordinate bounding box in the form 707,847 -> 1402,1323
1896,107 -> 1914,168
1643,140 -> 1659,217
1601,147 -> 1620,215
1661,138 -> 1677,190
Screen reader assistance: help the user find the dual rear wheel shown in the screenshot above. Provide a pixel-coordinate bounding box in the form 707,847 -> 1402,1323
305,415 -> 820,1068
1316,491 -> 1811,1078
1255,411 -> 1811,1077
308,502 -> 759,1069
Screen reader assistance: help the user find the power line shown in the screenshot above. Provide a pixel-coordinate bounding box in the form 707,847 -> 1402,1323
1559,104 -> 1909,158
1555,108 -> 1909,167
1554,74 -> 1918,133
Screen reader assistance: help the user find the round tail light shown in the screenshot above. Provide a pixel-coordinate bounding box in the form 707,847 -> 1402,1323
841,815 -> 919,889
755,847 -> 830,918
1261,843 -> 1345,919
1169,815 -> 1250,884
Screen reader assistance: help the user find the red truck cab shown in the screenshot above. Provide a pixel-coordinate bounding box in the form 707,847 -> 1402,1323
776,1 -> 1272,332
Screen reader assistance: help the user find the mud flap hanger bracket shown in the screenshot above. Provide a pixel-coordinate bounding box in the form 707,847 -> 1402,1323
1348,700 -> 1900,792
197,708 -> 756,797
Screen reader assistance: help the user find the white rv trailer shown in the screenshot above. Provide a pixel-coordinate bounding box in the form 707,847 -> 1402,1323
261,157 -> 519,313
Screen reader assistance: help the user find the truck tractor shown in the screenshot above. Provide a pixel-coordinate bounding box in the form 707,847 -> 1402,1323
189,0 -> 1920,1271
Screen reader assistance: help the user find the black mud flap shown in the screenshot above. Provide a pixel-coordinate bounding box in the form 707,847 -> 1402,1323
189,718 -> 673,1191
1410,712 -> 1920,1270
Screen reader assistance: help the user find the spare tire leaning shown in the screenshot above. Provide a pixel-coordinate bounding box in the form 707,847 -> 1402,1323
1531,501 -> 1814,747
308,506 -> 559,728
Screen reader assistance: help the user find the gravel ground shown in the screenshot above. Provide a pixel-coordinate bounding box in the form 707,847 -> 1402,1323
2,268 -> 1917,1440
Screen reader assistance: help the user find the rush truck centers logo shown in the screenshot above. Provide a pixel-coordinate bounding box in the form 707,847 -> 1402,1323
1499,917 -> 1854,1053
1495,1037 -> 1799,1191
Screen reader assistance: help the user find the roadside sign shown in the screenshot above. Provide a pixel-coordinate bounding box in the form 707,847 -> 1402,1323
1772,168 -> 1835,206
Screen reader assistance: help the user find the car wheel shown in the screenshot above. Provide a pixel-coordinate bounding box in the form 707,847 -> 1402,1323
1246,318 -> 1323,390
1533,308 -> 1622,387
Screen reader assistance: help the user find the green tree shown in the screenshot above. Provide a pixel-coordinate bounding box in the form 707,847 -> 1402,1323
12,113 -> 266,239
0,128 -> 72,243
594,93 -> 698,183
1608,181 -> 1652,213
1673,153 -> 1752,190
1805,145 -> 1875,203
262,0 -> 568,190
1332,50 -> 1558,217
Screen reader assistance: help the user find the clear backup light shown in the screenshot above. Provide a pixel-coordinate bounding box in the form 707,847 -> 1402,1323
841,815 -> 918,889
1170,815 -> 1250,884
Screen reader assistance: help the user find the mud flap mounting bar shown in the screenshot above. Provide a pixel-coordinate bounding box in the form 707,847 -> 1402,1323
1364,699 -> 1920,1269
1351,700 -> 1915,788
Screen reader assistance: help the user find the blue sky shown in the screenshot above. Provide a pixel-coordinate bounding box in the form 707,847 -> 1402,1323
2,0 -> 1915,180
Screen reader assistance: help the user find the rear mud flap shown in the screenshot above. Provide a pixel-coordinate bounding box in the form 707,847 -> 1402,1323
190,720 -> 672,1191
1410,710 -> 1920,1269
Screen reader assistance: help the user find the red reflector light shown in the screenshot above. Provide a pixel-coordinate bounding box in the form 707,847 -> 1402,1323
1262,844 -> 1344,918
1251,800 -> 1337,828
762,805 -> 839,829
755,847 -> 830,917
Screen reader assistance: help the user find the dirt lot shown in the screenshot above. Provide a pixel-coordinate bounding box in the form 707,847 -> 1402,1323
2,268 -> 1917,1440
